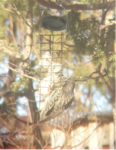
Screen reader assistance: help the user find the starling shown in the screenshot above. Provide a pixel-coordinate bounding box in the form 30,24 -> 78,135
39,78 -> 75,123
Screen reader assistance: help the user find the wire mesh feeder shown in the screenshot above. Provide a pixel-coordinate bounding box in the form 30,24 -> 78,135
37,34 -> 65,120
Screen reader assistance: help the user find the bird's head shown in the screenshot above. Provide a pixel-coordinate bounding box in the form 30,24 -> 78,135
63,78 -> 75,93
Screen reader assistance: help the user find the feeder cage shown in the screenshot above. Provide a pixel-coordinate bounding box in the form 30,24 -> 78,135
38,34 -> 64,110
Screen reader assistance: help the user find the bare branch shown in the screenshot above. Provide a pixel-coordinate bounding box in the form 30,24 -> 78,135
33,0 -> 115,10
65,121 -> 101,149
0,61 -> 39,82
96,63 -> 114,98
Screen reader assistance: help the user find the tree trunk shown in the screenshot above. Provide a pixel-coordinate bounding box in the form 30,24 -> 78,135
113,103 -> 116,149
24,7 -> 45,148
24,12 -> 33,61
26,80 -> 45,149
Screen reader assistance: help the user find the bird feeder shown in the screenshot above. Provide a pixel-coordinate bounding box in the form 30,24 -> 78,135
37,4 -> 68,118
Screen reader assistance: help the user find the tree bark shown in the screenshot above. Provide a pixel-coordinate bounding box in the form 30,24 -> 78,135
113,103 -> 116,149
26,80 -> 45,149
24,6 -> 45,148
33,0 -> 115,10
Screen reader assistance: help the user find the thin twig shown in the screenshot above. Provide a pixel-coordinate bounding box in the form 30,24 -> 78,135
64,121 -> 101,149
0,62 -> 39,82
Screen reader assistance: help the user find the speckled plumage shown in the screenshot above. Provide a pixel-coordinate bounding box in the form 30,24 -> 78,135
39,78 -> 75,123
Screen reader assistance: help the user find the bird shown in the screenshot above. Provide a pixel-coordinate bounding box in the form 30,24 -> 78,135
39,78 -> 75,123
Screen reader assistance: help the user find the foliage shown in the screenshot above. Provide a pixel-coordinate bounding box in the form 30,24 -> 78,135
10,77 -> 30,93
68,11 -> 99,55
68,10 -> 115,78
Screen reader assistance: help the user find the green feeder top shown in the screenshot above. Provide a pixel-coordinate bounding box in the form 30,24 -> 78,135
41,16 -> 66,31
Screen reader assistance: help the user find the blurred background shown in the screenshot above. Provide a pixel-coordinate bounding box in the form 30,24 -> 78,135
0,0 -> 115,149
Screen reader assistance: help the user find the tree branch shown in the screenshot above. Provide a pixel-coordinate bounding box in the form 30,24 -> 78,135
98,71 -> 115,98
0,61 -> 39,82
33,0 -> 115,10
96,63 -> 114,98
64,121 -> 101,149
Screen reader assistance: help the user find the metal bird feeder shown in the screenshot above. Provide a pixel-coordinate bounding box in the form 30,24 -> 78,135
37,3 -> 68,125
39,34 -> 64,96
